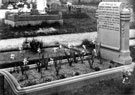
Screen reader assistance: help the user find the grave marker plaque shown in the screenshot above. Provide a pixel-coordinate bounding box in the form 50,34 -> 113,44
98,2 -> 122,50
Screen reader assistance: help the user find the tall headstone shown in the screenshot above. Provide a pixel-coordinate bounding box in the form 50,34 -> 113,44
97,2 -> 132,64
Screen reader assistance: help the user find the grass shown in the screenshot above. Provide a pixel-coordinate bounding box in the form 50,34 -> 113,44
52,67 -> 135,95
60,78 -> 134,95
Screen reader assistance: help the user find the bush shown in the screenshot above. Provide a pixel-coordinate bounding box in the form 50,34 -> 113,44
81,39 -> 95,49
29,38 -> 43,53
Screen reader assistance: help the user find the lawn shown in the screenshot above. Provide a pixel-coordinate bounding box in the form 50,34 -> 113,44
60,78 -> 135,95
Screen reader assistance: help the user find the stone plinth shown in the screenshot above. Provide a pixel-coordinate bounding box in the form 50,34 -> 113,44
97,2 -> 132,64
4,12 -> 63,27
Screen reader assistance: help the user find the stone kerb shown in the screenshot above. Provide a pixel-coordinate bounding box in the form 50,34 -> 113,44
97,2 -> 132,64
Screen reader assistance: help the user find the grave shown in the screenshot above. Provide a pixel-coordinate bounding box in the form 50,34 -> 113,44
97,1 -> 132,64
0,1 -> 135,95
3,0 -> 63,27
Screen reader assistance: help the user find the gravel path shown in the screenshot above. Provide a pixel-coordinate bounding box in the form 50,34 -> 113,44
0,32 -> 97,51
0,29 -> 135,51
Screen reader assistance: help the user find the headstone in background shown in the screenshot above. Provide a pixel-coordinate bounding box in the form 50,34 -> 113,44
37,0 -> 47,14
97,2 -> 132,64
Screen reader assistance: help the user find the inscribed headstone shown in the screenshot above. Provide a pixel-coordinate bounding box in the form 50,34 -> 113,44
98,2 -> 122,50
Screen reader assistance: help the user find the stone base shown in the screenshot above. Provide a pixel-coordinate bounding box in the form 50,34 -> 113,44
100,47 -> 132,65
4,19 -> 63,27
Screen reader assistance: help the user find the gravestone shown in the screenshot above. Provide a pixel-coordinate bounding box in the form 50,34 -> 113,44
97,2 -> 132,64
37,0 -> 47,14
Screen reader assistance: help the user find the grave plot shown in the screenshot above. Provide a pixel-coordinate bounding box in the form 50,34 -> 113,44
11,59 -> 115,87
4,39 -> 121,88
0,1 -> 134,95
